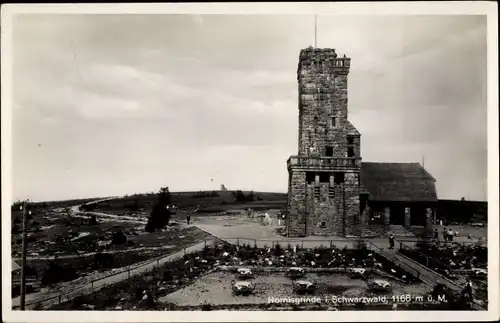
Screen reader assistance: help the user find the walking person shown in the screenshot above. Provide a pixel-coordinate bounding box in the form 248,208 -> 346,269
388,234 -> 395,250
461,278 -> 474,302
448,228 -> 454,242
186,213 -> 191,225
434,228 -> 439,241
442,228 -> 447,242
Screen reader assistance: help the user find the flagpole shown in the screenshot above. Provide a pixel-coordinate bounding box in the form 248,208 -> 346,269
314,15 -> 317,48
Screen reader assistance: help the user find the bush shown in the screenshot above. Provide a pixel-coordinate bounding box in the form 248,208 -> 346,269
111,230 -> 127,245
201,302 -> 213,311
41,262 -> 78,285
89,214 -> 98,225
93,252 -> 114,269
274,243 -> 284,257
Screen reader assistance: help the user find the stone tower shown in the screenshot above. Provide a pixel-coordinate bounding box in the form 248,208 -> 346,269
286,47 -> 362,237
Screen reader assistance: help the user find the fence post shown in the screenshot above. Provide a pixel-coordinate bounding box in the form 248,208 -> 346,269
330,240 -> 333,249
184,246 -> 186,257
157,259 -> 160,267
237,238 -> 240,246
128,267 -> 131,279
204,239 -> 207,249
272,241 -> 274,249
58,295 -> 61,304
426,256 -> 429,267
400,241 -> 403,250
301,241 -> 304,249
91,281 -> 94,293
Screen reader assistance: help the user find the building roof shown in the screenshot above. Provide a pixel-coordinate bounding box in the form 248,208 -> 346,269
360,162 -> 437,202
345,121 -> 360,136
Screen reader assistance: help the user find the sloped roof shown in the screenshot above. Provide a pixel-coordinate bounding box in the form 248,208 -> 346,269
360,162 -> 437,202
345,121 -> 360,136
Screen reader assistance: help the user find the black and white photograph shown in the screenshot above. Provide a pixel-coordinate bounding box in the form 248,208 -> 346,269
1,2 -> 498,322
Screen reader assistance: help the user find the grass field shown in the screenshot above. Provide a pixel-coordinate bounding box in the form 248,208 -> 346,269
89,191 -> 287,219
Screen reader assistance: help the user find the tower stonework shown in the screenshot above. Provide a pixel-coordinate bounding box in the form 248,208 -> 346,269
286,47 -> 362,237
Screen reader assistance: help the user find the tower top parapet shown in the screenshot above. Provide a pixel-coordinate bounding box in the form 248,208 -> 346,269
298,47 -> 351,77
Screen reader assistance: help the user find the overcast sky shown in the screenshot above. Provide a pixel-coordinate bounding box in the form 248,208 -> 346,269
11,14 -> 487,202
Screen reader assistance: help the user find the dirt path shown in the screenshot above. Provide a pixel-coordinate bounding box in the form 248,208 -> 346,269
70,205 -> 147,224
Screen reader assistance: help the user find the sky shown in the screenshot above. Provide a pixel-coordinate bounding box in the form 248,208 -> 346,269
10,14 -> 488,202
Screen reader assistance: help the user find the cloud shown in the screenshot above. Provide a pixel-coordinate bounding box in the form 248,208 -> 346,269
10,14 -> 488,202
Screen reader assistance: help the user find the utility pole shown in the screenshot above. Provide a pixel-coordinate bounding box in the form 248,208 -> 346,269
20,200 -> 29,310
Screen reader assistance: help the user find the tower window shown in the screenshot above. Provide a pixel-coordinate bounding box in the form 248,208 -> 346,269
347,136 -> 354,145
319,173 -> 330,183
347,147 -> 355,157
330,117 -> 337,128
320,222 -> 326,228
306,172 -> 315,184
325,146 -> 333,157
334,172 -> 345,185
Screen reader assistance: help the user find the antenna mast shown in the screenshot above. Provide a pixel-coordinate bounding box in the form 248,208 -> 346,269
314,15 -> 317,48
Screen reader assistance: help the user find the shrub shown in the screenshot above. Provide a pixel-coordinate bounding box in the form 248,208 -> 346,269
41,262 -> 78,285
201,302 -> 213,311
274,243 -> 283,257
89,214 -> 98,225
111,230 -> 127,245
93,253 -> 114,269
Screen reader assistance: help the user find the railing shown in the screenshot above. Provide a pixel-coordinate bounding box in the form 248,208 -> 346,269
287,156 -> 361,169
397,240 -> 488,304
366,241 -> 422,281
219,237 -> 368,250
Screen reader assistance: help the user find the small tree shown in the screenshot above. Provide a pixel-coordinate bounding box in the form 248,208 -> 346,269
246,191 -> 255,202
235,190 -> 246,203
145,187 -> 172,232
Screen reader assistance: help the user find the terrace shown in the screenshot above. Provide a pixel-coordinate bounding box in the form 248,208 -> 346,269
50,240 -> 443,311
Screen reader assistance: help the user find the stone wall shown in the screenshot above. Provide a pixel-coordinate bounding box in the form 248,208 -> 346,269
287,171 -> 307,237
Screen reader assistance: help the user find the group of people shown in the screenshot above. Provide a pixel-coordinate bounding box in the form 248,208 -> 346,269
433,228 -> 460,242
